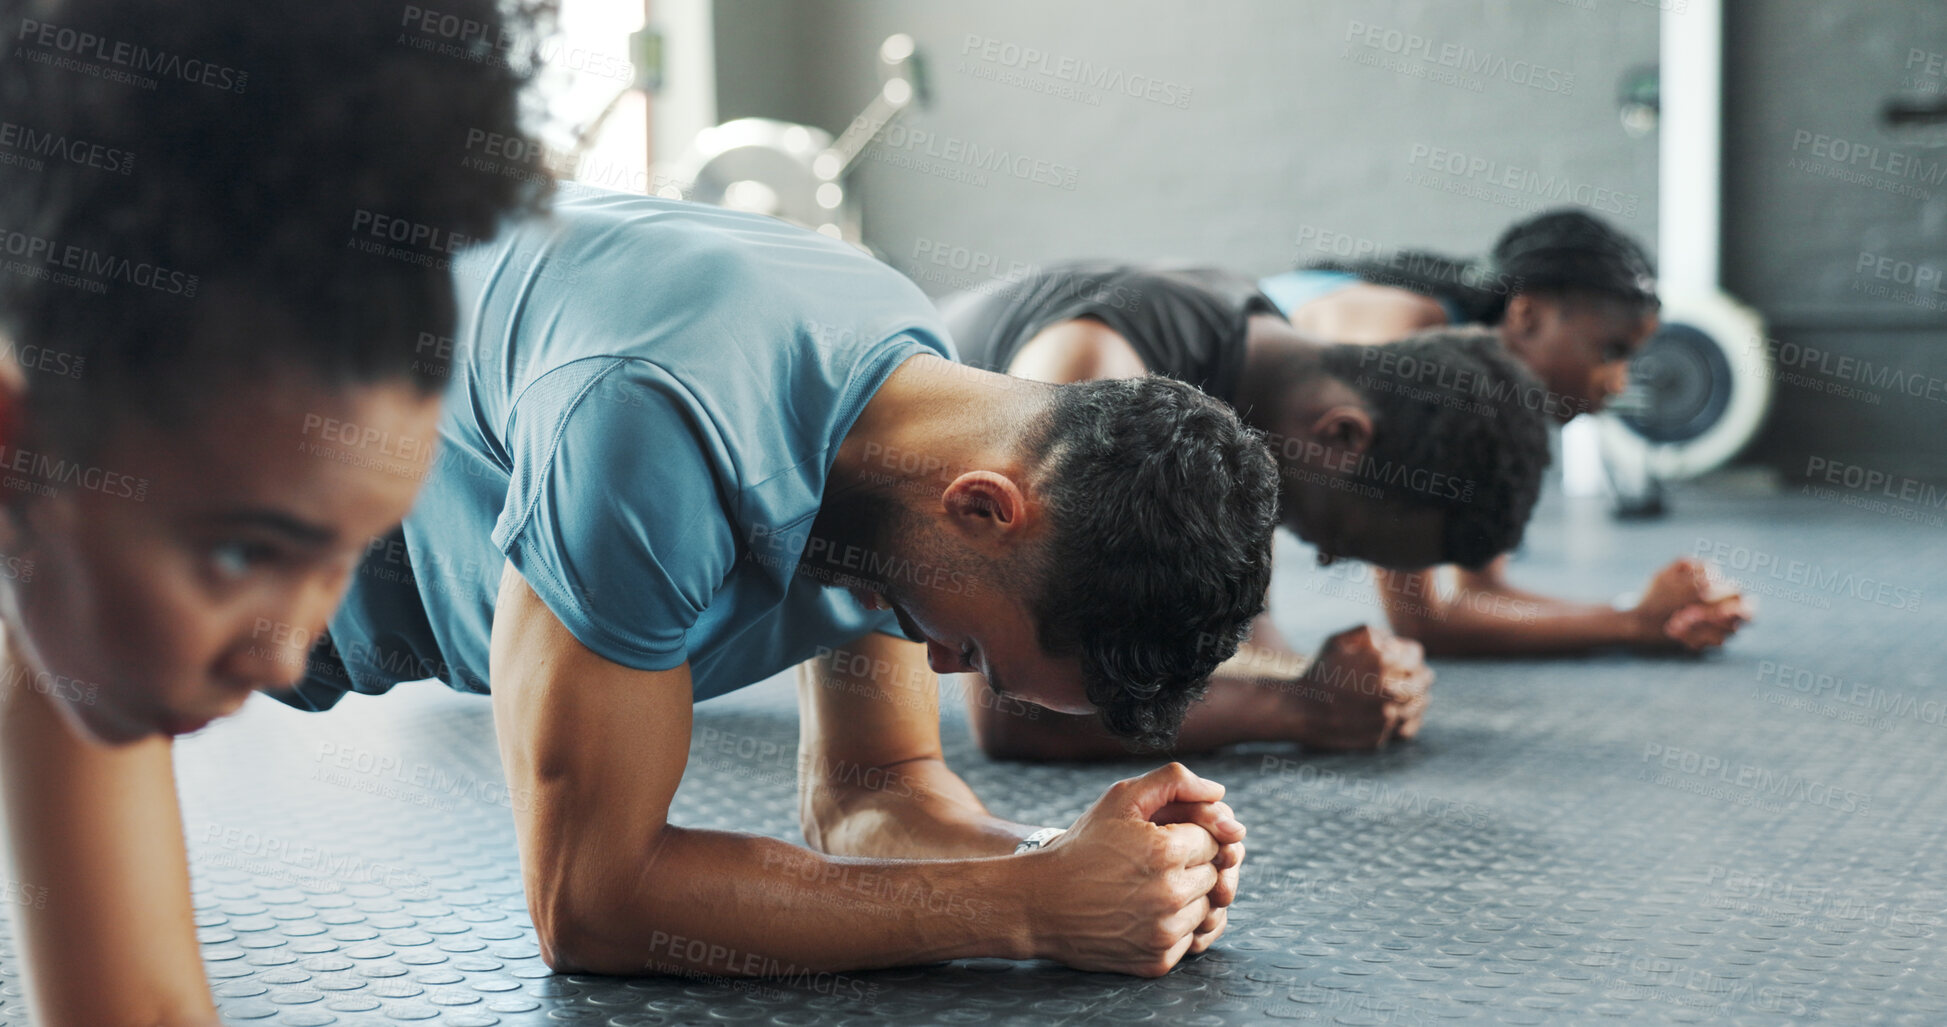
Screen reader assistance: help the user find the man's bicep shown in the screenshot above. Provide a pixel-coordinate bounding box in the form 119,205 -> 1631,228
796,631 -> 944,772
489,563 -> 695,859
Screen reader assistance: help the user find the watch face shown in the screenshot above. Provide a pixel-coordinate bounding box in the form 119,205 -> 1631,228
1016,827 -> 1062,853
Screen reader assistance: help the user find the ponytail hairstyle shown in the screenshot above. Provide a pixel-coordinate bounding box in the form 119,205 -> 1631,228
1303,208 -> 1657,325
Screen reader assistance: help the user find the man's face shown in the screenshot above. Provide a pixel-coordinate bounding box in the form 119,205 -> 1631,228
1283,480 -> 1448,570
866,578 -> 1091,716
1,377 -> 439,744
1504,295 -> 1659,421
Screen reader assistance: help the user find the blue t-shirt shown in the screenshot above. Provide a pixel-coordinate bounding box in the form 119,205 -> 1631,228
281,190 -> 955,709
1258,269 -> 1470,327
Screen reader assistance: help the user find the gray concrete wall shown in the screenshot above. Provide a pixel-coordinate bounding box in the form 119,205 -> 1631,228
714,0 -> 1660,290
711,0 -> 1945,482
1722,0 -> 1947,482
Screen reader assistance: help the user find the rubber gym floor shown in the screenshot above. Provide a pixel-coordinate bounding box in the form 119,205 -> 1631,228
3,481 -> 1941,1025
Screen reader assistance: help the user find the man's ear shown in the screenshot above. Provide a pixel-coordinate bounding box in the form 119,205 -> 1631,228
941,470 -> 1028,539
1307,404 -> 1375,460
1501,293 -> 1540,350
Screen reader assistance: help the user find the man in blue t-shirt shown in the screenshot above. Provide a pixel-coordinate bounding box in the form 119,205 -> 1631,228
277,190 -> 1279,978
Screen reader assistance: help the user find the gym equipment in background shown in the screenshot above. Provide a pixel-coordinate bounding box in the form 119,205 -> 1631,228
1590,0 -> 1772,517
1598,292 -> 1772,517
669,33 -> 928,245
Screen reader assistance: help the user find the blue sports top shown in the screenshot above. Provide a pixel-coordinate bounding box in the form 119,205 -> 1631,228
1258,269 -> 1471,327
279,189 -> 955,710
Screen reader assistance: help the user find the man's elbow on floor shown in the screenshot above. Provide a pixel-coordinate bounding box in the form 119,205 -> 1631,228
528,881 -> 648,976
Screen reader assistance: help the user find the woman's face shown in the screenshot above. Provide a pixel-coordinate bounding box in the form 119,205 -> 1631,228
0,375 -> 440,744
1499,293 -> 1658,422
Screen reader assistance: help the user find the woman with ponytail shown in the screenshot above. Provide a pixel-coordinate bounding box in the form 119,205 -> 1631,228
1262,208 -> 1660,420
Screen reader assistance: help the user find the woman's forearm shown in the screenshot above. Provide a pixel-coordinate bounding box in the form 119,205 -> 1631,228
0,678 -> 216,1027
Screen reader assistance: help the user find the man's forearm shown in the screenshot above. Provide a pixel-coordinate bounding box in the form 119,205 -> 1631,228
805,756 -> 1045,859
964,652 -> 1308,763
553,822 -> 1032,976
1390,587 -> 1643,655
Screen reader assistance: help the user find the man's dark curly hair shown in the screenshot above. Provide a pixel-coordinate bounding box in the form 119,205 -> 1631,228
0,0 -> 555,452
1024,376 -> 1280,748
1319,327 -> 1553,569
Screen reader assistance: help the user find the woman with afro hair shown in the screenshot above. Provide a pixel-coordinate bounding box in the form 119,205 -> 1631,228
0,1 -> 554,1022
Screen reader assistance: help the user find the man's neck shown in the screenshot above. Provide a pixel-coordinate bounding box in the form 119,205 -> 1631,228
807,355 -> 1045,588
1237,317 -> 1329,442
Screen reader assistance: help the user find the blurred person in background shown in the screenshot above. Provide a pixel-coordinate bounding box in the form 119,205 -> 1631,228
1261,208 -> 1750,658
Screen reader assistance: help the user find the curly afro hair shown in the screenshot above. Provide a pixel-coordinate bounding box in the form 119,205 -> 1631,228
1320,326 -> 1554,568
0,0 -> 557,452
